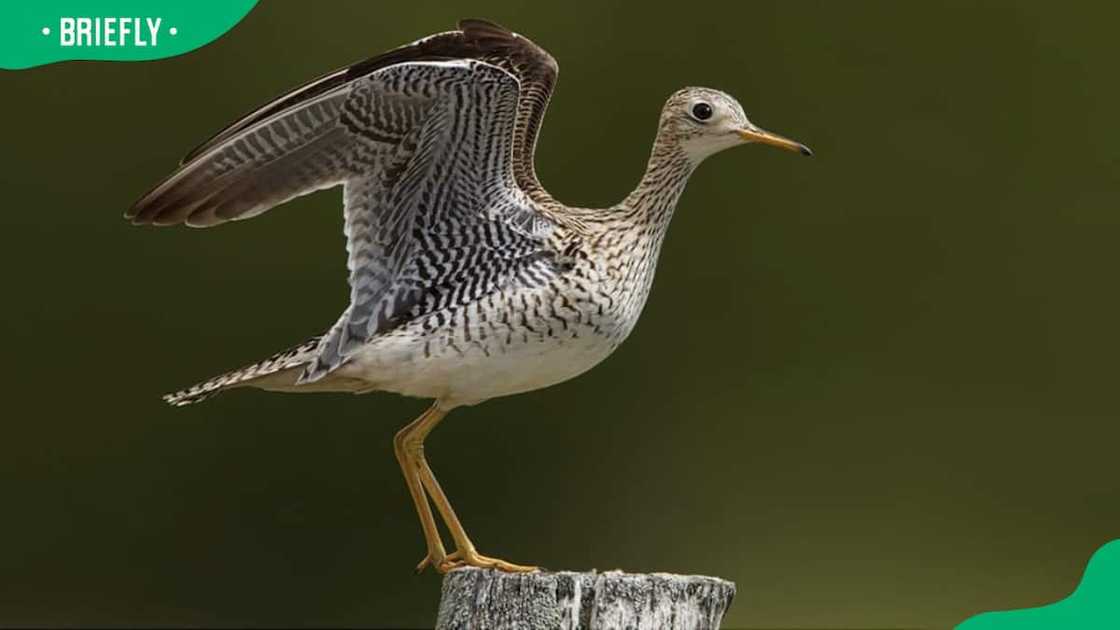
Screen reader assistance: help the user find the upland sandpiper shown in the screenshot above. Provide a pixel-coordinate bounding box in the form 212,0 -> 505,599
128,18 -> 810,574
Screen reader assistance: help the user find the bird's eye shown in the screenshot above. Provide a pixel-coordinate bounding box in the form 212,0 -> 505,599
691,102 -> 714,121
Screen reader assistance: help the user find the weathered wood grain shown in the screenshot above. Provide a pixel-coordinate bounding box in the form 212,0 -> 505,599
435,568 -> 735,630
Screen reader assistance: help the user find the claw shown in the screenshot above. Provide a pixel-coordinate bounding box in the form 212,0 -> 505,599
416,548 -> 537,574
416,550 -> 460,573
441,549 -> 538,573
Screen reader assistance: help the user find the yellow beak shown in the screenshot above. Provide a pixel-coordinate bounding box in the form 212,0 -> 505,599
738,127 -> 813,156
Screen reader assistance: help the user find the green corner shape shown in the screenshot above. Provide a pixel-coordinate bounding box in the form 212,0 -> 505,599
957,539 -> 1120,630
2,1 -> 259,70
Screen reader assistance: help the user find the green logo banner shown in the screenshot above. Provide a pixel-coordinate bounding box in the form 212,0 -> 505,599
1,0 -> 259,70
957,539 -> 1120,630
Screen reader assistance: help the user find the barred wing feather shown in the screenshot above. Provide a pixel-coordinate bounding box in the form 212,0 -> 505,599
128,60 -> 551,382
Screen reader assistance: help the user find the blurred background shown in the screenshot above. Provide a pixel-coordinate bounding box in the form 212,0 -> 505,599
2,1 -> 1118,627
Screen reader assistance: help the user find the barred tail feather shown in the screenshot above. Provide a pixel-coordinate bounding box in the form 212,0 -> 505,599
163,337 -> 322,407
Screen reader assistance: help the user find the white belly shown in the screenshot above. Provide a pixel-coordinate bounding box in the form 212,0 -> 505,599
339,321 -> 620,406
333,260 -> 650,407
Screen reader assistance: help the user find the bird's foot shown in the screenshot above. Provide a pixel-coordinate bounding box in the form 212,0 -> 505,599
416,549 -> 538,574
415,550 -> 451,574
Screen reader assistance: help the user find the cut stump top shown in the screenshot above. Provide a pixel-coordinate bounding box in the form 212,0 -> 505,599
436,567 -> 735,630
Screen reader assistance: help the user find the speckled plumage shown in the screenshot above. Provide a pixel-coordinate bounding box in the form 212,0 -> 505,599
133,22 -> 738,409
129,18 -> 808,573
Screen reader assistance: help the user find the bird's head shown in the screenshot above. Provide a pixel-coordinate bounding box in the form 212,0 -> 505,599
658,87 -> 812,163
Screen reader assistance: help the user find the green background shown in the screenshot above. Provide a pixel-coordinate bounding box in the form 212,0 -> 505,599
1,1 -> 1117,628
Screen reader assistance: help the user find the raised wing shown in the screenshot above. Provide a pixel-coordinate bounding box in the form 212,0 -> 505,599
131,59 -> 552,381
302,60 -> 555,381
127,22 -> 565,382
127,80 -> 357,227
158,18 -> 559,213
127,20 -> 559,228
454,19 -> 559,206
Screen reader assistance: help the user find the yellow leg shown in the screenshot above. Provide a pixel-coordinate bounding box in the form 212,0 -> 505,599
401,401 -> 537,574
416,454 -> 538,573
393,404 -> 449,570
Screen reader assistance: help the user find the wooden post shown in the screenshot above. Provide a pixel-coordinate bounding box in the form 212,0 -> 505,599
435,568 -> 735,630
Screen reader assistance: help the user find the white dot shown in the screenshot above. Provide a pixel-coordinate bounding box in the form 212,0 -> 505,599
169,27 -> 178,36
41,27 -> 50,36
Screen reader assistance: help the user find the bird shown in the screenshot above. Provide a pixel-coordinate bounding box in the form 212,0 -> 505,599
127,18 -> 811,574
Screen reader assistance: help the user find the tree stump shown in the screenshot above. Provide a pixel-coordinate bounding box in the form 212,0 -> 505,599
435,568 -> 735,630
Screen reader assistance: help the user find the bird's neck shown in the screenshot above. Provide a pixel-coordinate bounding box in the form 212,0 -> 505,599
619,142 -> 697,232
578,143 -> 695,334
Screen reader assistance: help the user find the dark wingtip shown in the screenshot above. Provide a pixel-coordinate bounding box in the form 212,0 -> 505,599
458,18 -> 512,33
458,18 -> 515,42
799,144 -> 813,157
124,201 -> 152,225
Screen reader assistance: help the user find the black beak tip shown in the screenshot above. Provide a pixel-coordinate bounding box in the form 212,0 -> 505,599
799,144 -> 813,157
